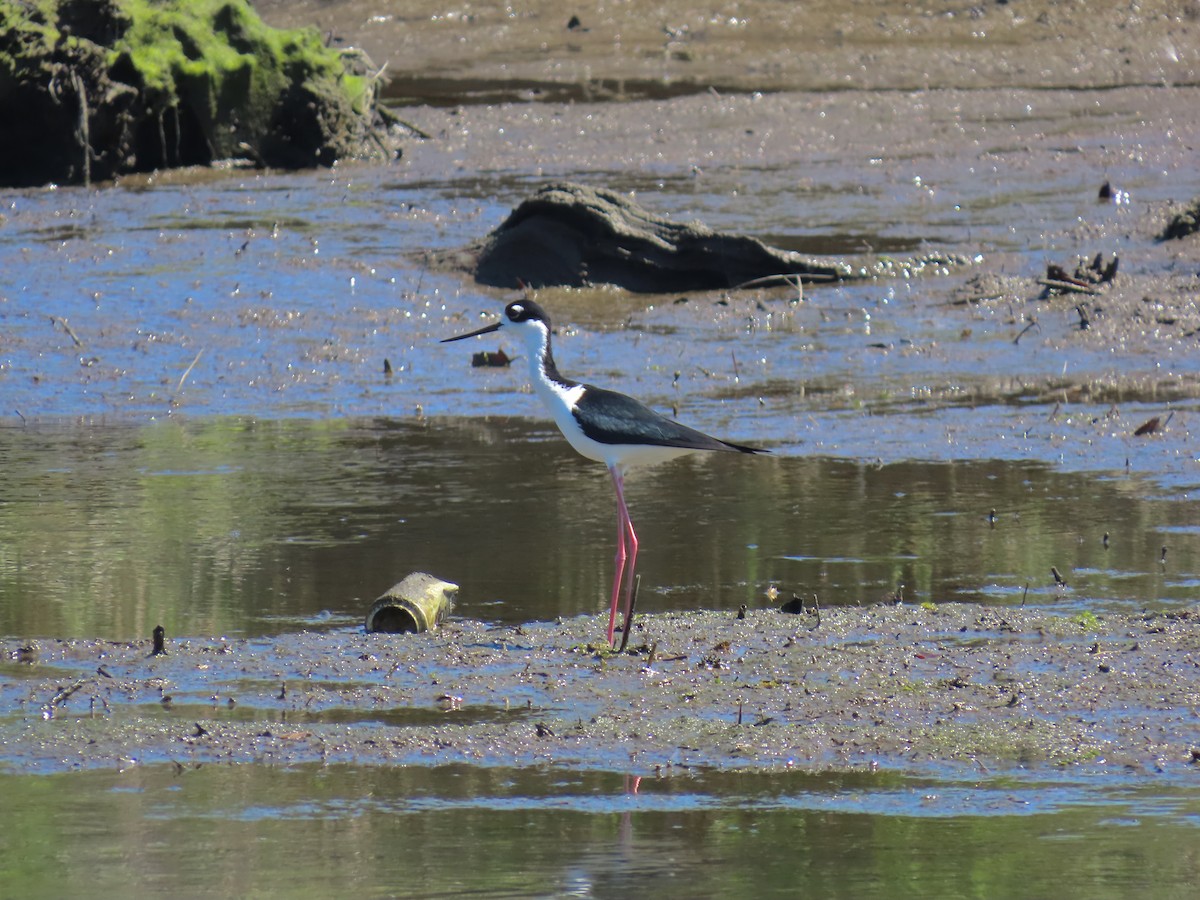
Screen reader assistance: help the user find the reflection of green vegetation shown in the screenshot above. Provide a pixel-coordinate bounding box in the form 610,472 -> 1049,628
735,454 -> 1193,613
2,764 -> 1198,897
2,419 -> 1197,641
0,418 -> 356,639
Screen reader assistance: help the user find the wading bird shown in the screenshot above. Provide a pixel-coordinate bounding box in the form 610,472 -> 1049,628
443,300 -> 766,647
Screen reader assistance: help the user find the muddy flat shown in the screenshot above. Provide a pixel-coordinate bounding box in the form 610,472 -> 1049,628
5,601 -> 1199,779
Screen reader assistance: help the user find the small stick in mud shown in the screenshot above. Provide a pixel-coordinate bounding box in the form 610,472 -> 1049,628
49,315 -> 83,347
617,574 -> 641,653
50,680 -> 86,708
1036,277 -> 1099,296
1013,318 -> 1040,345
176,349 -> 204,393
151,625 -> 167,656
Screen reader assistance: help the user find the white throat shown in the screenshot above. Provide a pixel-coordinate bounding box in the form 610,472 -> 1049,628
513,320 -> 591,452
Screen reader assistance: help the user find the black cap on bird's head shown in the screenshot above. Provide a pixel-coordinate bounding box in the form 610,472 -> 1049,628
441,300 -> 552,342
501,300 -> 549,325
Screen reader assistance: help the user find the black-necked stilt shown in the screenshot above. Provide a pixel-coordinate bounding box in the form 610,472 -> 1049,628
443,300 -> 767,647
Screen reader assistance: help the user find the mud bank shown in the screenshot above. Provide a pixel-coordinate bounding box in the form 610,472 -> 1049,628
4,603 -> 1199,778
0,0 -> 396,187
257,0 -> 1199,98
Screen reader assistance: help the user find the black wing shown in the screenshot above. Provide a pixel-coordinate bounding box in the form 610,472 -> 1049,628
573,384 -> 764,453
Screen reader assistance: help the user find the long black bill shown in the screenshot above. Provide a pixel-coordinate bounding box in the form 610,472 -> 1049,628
441,320 -> 502,342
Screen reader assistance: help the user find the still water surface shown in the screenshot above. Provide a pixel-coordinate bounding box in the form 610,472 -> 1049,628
2,417 -> 1198,641
3,764 -> 1200,898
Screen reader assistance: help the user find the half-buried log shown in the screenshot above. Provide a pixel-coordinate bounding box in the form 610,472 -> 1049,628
434,182 -> 853,292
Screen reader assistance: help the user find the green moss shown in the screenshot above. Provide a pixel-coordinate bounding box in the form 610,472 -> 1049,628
0,0 -> 58,41
107,0 -> 370,157
113,0 -> 336,90
1,0 -> 384,183
0,0 -> 61,77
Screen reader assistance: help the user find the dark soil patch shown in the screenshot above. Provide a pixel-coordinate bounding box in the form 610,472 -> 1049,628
1160,199 -> 1200,241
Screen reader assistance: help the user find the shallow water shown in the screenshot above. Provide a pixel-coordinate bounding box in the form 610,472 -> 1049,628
3,87 -> 1198,450
3,73 -> 1200,897
2,763 -> 1198,898
2,418 -> 1198,641
4,417 -> 1199,894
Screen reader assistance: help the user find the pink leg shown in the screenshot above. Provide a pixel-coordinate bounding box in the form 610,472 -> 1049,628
606,467 -> 627,645
620,498 -> 639,634
606,466 -> 639,647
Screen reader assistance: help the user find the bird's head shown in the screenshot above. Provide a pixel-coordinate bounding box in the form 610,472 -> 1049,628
442,300 -> 553,351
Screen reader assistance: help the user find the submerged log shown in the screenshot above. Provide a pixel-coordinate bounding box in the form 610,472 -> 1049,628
433,182 -> 853,292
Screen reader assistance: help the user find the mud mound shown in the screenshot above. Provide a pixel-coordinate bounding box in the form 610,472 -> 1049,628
1160,198 -> 1200,241
433,181 -> 852,292
0,0 -> 397,187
